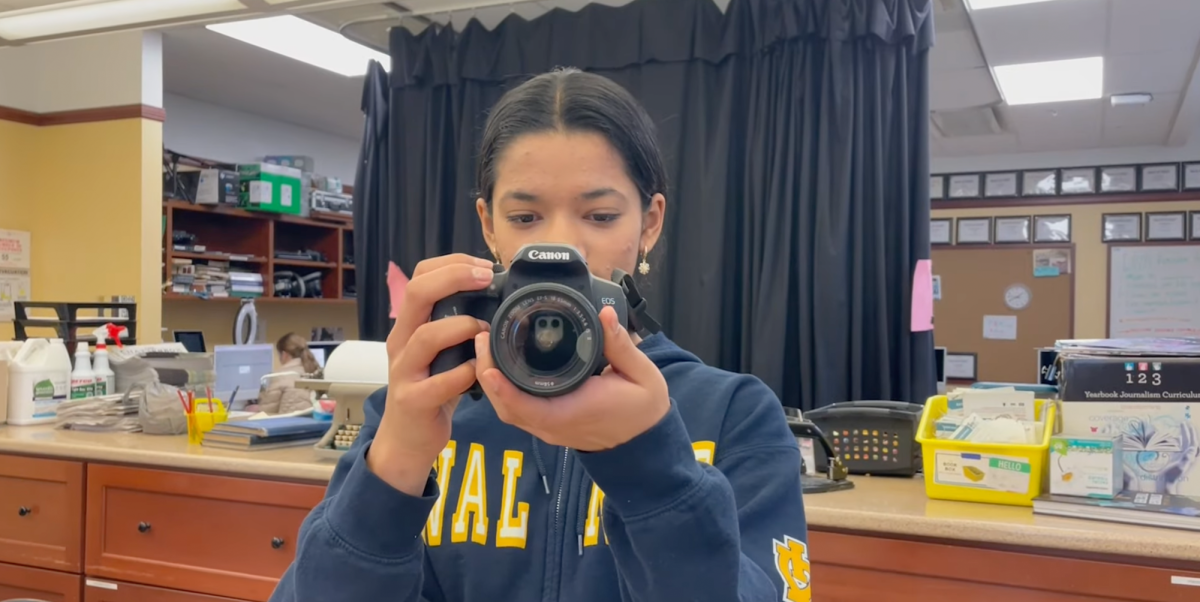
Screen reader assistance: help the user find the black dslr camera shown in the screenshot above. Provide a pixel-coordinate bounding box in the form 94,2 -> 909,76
430,243 -> 657,397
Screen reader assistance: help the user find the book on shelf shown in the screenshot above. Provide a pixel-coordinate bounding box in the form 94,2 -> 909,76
169,257 -> 262,298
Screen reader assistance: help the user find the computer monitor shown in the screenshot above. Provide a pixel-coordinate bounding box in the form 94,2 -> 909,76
214,344 -> 274,405
308,340 -> 343,368
934,346 -> 947,394
173,330 -> 206,353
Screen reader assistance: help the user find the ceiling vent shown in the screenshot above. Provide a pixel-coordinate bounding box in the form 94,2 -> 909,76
930,105 -> 1006,138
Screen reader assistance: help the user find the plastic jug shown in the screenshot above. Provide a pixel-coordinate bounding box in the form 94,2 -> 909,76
7,338 -> 72,425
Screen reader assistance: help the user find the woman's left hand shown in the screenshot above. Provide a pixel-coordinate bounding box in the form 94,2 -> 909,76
475,305 -> 669,451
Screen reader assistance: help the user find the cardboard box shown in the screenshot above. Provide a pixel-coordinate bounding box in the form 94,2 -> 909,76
264,155 -> 316,173
238,163 -> 302,216
194,169 -> 240,205
1050,435 -> 1121,498
1060,356 -> 1200,496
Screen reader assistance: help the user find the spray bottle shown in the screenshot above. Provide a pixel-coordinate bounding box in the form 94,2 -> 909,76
70,341 -> 95,399
91,324 -> 122,396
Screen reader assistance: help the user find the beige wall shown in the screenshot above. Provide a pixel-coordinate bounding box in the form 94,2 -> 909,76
932,198 -> 1200,339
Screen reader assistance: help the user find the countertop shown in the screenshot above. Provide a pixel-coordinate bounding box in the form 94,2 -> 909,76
3,425 -> 1199,563
0,424 -> 339,482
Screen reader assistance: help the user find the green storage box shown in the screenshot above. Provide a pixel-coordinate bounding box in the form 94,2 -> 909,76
238,162 -> 303,215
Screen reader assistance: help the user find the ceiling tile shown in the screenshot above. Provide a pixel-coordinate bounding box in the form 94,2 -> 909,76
1106,50 -> 1195,95
930,30 -> 987,72
935,132 -> 1020,157
972,0 -> 1107,66
1004,99 -> 1104,152
1101,92 -> 1177,146
1109,0 -> 1200,55
931,67 -> 1001,110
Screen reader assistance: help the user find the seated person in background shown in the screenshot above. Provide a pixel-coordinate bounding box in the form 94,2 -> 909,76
252,333 -> 321,415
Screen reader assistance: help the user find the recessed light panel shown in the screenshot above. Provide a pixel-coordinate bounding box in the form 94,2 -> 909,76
994,56 -> 1104,106
207,15 -> 389,77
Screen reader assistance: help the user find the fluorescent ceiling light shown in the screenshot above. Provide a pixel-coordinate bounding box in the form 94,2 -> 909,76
0,0 -> 246,40
994,56 -> 1104,106
207,15 -> 389,77
966,0 -> 1066,9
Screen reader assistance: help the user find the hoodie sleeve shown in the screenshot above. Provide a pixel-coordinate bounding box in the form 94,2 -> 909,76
576,377 -> 809,602
270,388 -> 447,602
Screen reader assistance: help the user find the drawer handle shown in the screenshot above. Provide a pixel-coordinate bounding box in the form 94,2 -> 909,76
18,506 -> 31,517
137,521 -> 152,533
271,537 -> 285,549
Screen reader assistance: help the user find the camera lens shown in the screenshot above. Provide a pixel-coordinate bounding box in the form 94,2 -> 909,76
491,283 -> 603,397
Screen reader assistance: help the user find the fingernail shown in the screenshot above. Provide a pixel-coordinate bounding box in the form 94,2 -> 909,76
475,257 -> 495,267
477,319 -> 490,331
475,335 -> 484,357
473,267 -> 493,282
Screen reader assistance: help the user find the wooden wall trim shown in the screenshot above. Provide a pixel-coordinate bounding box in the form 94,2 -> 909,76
0,104 -> 41,125
0,103 -> 165,126
933,190 -> 1200,211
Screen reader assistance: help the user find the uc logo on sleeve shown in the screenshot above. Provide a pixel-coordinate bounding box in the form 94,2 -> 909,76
772,535 -> 812,602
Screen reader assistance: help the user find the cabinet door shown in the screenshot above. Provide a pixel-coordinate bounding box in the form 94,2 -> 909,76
0,454 -> 84,572
83,578 -> 248,602
85,464 -> 324,602
0,561 -> 81,602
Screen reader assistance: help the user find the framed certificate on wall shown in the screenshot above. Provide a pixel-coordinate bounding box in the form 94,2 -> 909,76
956,217 -> 993,244
930,218 -> 952,245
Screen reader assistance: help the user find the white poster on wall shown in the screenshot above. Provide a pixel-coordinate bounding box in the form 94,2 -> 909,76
0,229 -> 31,321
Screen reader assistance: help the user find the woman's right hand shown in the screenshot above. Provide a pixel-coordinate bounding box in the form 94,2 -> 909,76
367,253 -> 495,496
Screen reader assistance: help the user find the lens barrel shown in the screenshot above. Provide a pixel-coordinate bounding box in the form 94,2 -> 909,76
490,283 -> 604,397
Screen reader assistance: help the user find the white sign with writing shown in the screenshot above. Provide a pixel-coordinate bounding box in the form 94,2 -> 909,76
0,229 -> 31,321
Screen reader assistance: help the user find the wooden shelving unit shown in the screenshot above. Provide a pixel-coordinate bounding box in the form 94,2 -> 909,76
162,199 -> 356,304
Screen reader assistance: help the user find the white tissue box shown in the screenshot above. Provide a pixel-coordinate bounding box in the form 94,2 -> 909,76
1050,435 -> 1120,499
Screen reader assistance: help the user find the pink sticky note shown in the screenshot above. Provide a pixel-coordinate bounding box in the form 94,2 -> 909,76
387,261 -> 410,319
911,259 -> 934,332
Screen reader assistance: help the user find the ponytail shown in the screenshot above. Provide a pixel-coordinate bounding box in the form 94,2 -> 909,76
276,332 -> 321,376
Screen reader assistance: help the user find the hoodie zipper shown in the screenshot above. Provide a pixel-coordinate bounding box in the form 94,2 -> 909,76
554,447 -> 570,531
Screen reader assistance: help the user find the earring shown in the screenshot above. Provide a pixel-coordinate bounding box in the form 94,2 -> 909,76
490,249 -> 500,264
637,247 -> 651,276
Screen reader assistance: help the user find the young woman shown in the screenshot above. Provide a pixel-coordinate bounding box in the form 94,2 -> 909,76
252,333 -> 320,415
271,69 -> 809,602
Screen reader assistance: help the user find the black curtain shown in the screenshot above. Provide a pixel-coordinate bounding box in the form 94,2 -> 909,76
353,61 -> 392,341
359,0 -> 936,411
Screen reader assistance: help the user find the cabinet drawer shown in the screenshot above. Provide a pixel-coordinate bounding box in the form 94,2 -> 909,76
85,464 -> 325,602
0,454 -> 84,572
83,578 -> 249,602
0,561 -> 81,602
811,531 -> 1200,602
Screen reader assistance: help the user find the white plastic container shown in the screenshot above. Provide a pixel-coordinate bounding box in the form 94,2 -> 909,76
92,342 -> 114,397
7,338 -> 72,425
70,342 -> 96,399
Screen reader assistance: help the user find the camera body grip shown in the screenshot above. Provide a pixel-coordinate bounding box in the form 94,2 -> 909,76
428,290 -> 494,378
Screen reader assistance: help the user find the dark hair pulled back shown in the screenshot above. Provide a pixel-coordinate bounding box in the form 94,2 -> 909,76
476,68 -> 667,209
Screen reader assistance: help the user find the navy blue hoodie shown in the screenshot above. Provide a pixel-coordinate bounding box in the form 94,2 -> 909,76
271,334 -> 810,602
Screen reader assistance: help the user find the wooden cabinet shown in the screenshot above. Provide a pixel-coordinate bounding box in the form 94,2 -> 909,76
0,456 -> 83,572
810,531 -> 1200,602
83,578 -> 248,602
84,464 -> 324,601
0,561 -> 81,602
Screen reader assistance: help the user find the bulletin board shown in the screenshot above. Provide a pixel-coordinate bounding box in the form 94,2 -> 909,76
932,244 -> 1075,383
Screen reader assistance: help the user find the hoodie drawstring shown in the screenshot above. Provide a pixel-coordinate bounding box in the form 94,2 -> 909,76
576,475 -> 593,556
530,435 -> 551,494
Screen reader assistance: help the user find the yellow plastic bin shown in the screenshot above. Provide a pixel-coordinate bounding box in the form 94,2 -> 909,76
916,395 -> 1058,507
